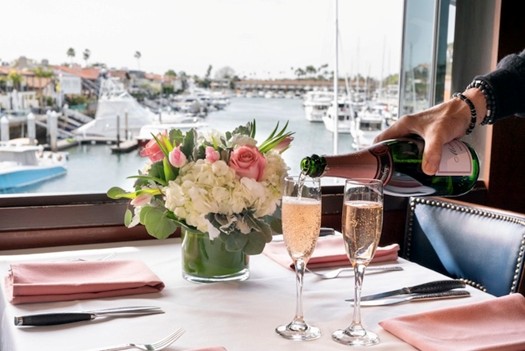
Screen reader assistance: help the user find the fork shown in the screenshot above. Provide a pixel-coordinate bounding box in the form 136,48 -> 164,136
306,265 -> 403,279
93,328 -> 185,351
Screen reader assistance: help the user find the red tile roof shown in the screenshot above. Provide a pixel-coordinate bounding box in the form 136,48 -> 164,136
54,65 -> 100,80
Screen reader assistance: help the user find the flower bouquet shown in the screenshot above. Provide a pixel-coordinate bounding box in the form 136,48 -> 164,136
108,120 -> 293,281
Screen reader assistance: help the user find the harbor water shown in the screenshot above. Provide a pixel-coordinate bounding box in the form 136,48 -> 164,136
4,97 -> 357,195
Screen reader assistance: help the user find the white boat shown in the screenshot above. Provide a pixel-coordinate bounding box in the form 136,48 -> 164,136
303,91 -> 333,122
0,142 -> 67,191
72,78 -> 196,140
322,99 -> 356,133
351,108 -> 387,149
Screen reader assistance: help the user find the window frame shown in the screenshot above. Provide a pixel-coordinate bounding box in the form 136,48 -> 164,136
2,0 -> 500,251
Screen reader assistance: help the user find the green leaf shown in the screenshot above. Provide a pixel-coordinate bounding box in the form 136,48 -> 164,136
242,231 -> 267,255
140,206 -> 178,239
180,129 -> 197,160
219,231 -> 248,252
107,186 -> 136,199
163,157 -> 177,182
169,129 -> 184,146
124,208 -> 133,226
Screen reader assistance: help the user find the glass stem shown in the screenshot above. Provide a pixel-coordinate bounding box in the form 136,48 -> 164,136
293,258 -> 306,324
350,264 -> 366,332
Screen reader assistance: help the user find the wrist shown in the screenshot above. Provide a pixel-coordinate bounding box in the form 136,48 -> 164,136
453,92 -> 477,135
463,88 -> 487,126
464,79 -> 496,125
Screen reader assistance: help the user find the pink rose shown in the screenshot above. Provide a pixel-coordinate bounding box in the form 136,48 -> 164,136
229,145 -> 266,181
139,134 -> 166,162
205,146 -> 220,163
169,146 -> 187,168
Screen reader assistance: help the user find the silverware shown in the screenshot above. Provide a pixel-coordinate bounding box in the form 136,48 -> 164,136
15,306 -> 164,326
306,265 -> 403,279
345,279 -> 466,301
358,290 -> 471,306
89,328 -> 185,351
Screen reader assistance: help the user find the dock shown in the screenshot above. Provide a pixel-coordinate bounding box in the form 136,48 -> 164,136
110,139 -> 139,153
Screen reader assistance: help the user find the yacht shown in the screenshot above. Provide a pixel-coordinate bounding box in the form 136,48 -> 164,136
322,99 -> 356,133
303,91 -> 333,122
350,103 -> 392,149
72,78 -> 198,140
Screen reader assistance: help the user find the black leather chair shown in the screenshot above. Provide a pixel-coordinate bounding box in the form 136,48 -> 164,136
403,196 -> 525,297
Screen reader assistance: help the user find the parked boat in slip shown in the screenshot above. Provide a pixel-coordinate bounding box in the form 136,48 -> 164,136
72,77 -> 204,141
322,99 -> 356,134
303,90 -> 333,122
0,139 -> 67,192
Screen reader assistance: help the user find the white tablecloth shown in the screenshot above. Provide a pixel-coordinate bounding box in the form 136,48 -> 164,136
0,238 -> 493,351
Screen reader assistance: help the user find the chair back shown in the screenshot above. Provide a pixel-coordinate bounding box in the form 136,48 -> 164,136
404,196 -> 525,297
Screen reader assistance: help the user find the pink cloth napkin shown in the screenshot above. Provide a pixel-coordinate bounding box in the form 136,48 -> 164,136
5,259 -> 165,305
379,293 -> 525,351
263,235 -> 399,270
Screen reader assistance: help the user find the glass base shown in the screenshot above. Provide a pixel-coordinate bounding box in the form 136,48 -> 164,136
276,321 -> 321,341
182,267 -> 250,283
332,328 -> 379,346
181,229 -> 249,283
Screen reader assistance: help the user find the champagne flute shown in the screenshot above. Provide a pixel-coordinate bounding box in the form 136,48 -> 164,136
332,178 -> 383,346
276,175 -> 322,341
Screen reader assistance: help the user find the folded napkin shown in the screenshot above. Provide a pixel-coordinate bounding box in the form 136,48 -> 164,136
379,293 -> 525,351
5,259 -> 165,305
263,235 -> 399,270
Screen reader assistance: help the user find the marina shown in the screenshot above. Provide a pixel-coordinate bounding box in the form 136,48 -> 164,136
0,96 -> 360,195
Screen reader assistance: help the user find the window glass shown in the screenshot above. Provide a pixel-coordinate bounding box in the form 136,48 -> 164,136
1,0 -> 404,197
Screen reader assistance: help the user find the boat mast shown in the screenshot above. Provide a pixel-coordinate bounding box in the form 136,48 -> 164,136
332,0 -> 339,154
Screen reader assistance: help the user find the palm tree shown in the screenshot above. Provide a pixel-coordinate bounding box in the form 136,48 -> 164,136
33,67 -> 54,108
66,47 -> 75,66
134,51 -> 141,70
7,70 -> 23,91
83,49 -> 91,67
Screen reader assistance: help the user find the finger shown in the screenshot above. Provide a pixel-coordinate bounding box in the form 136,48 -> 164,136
374,120 -> 411,143
421,136 -> 444,176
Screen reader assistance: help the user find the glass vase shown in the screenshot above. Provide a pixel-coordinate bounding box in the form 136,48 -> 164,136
181,229 -> 250,283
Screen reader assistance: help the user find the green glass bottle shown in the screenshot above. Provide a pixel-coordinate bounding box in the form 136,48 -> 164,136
300,137 -> 480,197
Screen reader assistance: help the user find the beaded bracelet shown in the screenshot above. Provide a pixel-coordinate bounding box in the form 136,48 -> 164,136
453,92 -> 477,135
466,79 -> 496,125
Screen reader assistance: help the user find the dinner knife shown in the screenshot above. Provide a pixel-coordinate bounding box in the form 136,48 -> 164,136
359,290 -> 471,306
14,306 -> 164,326
346,279 -> 466,301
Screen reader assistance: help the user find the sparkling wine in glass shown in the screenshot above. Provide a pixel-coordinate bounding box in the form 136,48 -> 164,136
332,178 -> 383,346
276,175 -> 322,341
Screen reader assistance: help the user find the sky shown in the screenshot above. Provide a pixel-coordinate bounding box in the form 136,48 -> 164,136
2,0 -> 404,79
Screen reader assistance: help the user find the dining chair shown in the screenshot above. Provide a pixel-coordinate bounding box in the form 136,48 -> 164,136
403,196 -> 525,297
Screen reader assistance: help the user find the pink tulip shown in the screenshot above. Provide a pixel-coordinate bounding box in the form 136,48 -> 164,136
169,147 -> 187,168
274,136 -> 294,153
205,146 -> 220,163
139,133 -> 166,162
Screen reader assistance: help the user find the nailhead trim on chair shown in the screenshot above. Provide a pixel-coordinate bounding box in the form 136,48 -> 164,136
406,197 -> 525,294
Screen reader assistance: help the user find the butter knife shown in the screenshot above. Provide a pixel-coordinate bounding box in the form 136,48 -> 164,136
359,290 -> 471,306
346,279 -> 466,301
15,306 -> 164,326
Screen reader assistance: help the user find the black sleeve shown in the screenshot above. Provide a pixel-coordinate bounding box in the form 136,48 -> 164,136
474,49 -> 525,122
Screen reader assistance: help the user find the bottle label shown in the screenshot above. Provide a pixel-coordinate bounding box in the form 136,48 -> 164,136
435,140 -> 473,176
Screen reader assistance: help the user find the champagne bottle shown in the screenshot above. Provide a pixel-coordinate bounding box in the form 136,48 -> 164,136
300,137 -> 480,197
